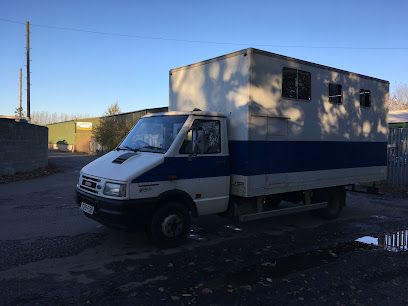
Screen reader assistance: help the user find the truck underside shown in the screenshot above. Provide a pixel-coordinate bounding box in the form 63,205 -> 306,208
222,186 -> 346,222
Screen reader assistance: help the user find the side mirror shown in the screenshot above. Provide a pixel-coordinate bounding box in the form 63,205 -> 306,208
182,129 -> 195,159
186,129 -> 193,141
185,128 -> 199,158
183,127 -> 202,158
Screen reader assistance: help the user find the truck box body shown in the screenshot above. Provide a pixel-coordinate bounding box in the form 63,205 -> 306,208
169,48 -> 388,197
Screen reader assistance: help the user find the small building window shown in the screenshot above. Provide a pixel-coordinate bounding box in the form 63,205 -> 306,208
329,83 -> 342,104
360,89 -> 371,107
282,67 -> 311,100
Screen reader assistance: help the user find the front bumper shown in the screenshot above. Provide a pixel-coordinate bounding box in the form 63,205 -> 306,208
75,187 -> 158,229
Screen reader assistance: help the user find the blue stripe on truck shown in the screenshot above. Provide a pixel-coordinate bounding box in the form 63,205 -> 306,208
132,155 -> 230,183
132,141 -> 387,183
229,140 -> 388,176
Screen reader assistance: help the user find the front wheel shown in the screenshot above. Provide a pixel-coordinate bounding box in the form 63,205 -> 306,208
149,202 -> 191,249
313,187 -> 345,220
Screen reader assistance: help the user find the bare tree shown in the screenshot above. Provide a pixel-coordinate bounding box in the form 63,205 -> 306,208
105,102 -> 121,116
395,83 -> 408,104
30,111 -> 91,125
387,83 -> 408,111
14,106 -> 24,120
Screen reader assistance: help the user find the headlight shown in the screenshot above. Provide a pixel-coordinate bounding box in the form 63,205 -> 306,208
103,182 -> 126,197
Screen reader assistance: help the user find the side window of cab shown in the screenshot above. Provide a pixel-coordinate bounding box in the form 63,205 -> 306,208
179,119 -> 221,155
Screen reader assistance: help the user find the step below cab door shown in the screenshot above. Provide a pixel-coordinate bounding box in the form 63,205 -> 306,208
177,117 -> 230,215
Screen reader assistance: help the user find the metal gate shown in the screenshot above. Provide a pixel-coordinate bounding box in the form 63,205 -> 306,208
387,128 -> 408,186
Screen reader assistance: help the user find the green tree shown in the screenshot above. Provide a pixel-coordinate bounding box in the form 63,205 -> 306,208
93,103 -> 134,151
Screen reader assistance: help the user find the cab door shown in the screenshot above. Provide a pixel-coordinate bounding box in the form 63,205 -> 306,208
177,117 -> 229,215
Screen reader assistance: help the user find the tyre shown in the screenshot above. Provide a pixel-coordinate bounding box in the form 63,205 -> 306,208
149,202 -> 191,249
265,195 -> 281,208
313,187 -> 345,220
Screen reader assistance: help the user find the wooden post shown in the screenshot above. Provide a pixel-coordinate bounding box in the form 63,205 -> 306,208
26,21 -> 30,120
19,67 -> 22,117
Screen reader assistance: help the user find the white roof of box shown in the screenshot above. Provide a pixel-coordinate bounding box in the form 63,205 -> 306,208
170,48 -> 389,84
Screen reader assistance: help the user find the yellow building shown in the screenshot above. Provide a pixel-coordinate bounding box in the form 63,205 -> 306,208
47,107 -> 167,153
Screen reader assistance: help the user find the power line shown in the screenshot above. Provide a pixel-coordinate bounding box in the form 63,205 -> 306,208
1,17 -> 408,50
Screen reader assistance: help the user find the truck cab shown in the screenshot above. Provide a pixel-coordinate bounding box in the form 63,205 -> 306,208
76,111 -> 230,247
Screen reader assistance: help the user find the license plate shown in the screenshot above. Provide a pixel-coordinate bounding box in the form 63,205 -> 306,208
80,202 -> 95,215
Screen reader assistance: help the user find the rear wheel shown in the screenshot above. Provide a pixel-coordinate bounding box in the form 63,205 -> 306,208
149,202 -> 191,249
313,187 -> 345,220
265,195 -> 281,208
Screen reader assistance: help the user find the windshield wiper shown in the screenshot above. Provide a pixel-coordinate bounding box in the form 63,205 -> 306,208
138,145 -> 166,153
116,145 -> 139,152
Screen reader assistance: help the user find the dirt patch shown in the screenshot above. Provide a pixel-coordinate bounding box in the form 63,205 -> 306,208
0,233 -> 107,271
0,163 -> 61,184
378,184 -> 408,196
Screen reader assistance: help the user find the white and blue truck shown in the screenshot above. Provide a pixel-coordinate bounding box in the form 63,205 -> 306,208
76,48 -> 388,248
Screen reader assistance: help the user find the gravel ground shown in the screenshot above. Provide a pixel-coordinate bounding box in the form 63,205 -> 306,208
0,152 -> 407,305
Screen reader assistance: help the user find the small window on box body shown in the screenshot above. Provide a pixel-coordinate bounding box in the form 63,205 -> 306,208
329,83 -> 342,104
282,67 -> 311,100
297,70 -> 311,100
360,89 -> 371,107
282,68 -> 297,99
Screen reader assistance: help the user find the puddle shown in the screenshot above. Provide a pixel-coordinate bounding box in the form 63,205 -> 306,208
356,229 -> 408,252
227,230 -> 408,286
356,236 -> 378,245
224,225 -> 243,232
371,215 -> 389,219
226,241 -> 373,286
188,233 -> 207,241
371,215 -> 402,220
188,226 -> 208,241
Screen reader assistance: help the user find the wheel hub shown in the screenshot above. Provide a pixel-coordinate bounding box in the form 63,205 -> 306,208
161,214 -> 183,238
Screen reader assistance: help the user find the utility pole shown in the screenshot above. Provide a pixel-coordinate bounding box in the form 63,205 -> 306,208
26,21 -> 30,120
19,67 -> 23,117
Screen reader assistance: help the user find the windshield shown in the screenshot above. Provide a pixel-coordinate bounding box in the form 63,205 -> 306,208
118,115 -> 188,153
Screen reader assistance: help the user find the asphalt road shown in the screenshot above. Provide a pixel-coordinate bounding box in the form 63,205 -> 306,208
1,152 -> 408,305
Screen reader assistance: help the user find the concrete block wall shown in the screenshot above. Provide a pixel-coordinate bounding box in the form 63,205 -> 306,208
0,118 -> 48,175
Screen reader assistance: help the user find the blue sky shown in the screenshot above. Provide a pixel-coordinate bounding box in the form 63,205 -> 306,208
0,0 -> 407,116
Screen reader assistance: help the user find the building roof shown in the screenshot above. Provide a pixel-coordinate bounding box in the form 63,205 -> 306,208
100,107 -> 167,119
0,115 -> 16,120
47,107 -> 168,126
388,110 -> 408,124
